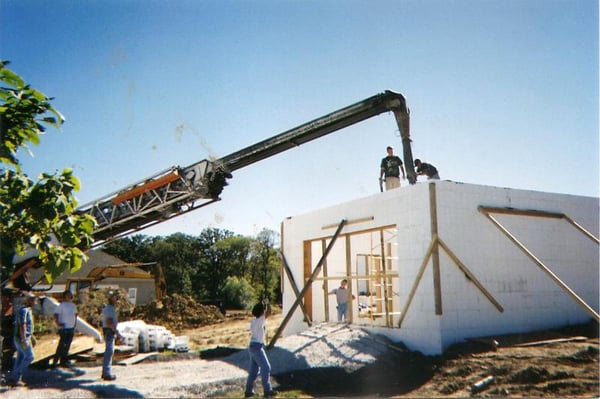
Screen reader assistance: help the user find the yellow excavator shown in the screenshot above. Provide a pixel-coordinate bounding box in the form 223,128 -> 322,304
66,262 -> 167,302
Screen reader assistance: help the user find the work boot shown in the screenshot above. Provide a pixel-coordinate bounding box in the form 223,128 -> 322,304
264,390 -> 277,397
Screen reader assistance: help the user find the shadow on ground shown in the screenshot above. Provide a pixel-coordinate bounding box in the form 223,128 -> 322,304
2,368 -> 144,398
272,348 -> 436,397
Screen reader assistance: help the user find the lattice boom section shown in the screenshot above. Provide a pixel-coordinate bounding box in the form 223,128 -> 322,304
77,160 -> 216,242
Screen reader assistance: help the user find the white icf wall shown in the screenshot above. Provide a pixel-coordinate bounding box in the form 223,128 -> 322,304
280,181 -> 599,355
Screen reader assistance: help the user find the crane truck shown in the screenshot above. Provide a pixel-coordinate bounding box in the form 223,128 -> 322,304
76,90 -> 415,247
3,90 -> 414,285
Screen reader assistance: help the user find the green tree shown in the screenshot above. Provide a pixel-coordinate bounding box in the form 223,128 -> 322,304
148,233 -> 200,297
98,227 -> 281,306
102,234 -> 152,263
0,61 -> 95,284
218,235 -> 252,279
196,228 -> 236,299
249,228 -> 280,302
222,276 -> 256,309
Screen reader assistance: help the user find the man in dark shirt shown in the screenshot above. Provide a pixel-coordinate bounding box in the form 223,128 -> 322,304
379,146 -> 406,191
414,159 -> 440,180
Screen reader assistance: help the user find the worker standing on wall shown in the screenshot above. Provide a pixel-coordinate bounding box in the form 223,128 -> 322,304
414,159 -> 440,180
379,146 -> 406,191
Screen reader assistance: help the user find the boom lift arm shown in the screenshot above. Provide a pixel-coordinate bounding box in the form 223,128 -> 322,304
77,90 -> 414,246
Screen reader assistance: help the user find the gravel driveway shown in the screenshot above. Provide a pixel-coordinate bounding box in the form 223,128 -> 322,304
0,323 -> 392,398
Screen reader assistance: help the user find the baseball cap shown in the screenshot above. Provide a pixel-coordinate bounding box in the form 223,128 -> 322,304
107,290 -> 119,298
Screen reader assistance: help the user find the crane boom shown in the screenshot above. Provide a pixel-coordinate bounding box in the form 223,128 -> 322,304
77,90 -> 414,246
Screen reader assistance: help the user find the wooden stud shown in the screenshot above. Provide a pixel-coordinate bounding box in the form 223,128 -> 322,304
345,234 -> 353,322
429,183 -> 443,315
562,214 -> 600,244
322,239 -> 330,323
303,240 -> 312,318
322,216 -> 374,230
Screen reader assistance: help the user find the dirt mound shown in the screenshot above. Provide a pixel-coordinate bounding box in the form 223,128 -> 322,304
73,290 -> 224,332
130,293 -> 224,331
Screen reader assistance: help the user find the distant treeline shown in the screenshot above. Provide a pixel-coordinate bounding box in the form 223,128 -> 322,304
102,228 -> 280,309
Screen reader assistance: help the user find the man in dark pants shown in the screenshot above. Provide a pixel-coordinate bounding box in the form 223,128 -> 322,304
52,290 -> 77,368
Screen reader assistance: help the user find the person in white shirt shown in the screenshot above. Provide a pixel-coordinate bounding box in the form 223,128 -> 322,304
244,301 -> 276,398
52,290 -> 77,368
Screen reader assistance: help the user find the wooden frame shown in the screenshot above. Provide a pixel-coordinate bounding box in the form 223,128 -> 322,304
268,219 -> 347,349
479,206 -> 599,322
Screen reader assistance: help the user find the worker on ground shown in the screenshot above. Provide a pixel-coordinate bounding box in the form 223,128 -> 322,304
414,159 -> 440,180
329,279 -> 355,323
379,146 -> 406,191
52,290 -> 77,369
101,290 -> 123,381
244,301 -> 277,398
7,292 -> 36,387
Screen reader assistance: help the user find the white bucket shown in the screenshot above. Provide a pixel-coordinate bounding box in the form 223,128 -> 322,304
174,336 -> 189,353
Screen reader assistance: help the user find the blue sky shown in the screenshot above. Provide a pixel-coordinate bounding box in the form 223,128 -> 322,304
1,0 -> 598,238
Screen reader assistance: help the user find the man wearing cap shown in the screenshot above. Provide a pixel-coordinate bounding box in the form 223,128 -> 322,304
7,292 -> 36,387
101,290 -> 123,381
379,146 -> 406,191
414,159 -> 440,180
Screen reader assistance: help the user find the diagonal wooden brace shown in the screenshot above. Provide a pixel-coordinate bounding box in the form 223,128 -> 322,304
268,219 -> 347,349
280,252 -> 312,326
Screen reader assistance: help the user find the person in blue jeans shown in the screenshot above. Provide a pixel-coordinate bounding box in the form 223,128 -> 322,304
101,290 -> 123,381
330,279 -> 355,322
8,292 -> 36,387
244,301 -> 276,398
